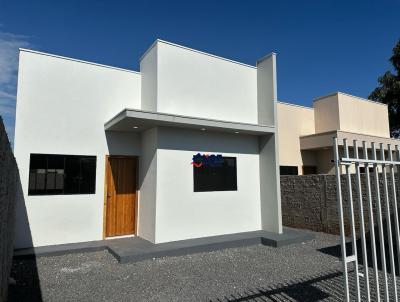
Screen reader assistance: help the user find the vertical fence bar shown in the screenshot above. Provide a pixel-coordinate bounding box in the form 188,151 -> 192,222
354,140 -> 370,301
380,144 -> 398,301
334,137 -> 350,302
390,144 -> 400,276
372,142 -> 389,301
343,139 -> 361,301
363,141 -> 380,301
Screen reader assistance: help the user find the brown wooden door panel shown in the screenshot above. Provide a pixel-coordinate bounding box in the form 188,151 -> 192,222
105,157 -> 137,237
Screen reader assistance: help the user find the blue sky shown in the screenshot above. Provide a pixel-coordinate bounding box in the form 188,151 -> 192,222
0,0 -> 399,145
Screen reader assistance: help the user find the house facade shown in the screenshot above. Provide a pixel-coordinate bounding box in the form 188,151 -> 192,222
277,92 -> 400,175
14,40 -> 281,248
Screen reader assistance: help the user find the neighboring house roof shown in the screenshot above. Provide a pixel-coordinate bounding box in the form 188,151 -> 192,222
313,91 -> 388,107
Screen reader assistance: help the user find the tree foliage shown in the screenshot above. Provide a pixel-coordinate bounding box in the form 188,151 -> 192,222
369,40 -> 400,138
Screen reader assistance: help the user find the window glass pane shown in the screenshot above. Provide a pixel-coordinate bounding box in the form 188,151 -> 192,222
280,166 -> 298,175
30,154 -> 46,170
80,157 -> 96,194
193,156 -> 237,192
64,157 -> 81,194
46,169 -> 56,190
48,155 -> 64,170
47,155 -> 64,193
303,166 -> 317,175
28,171 -> 36,191
28,154 -> 48,194
35,169 -> 46,190
55,169 -> 64,190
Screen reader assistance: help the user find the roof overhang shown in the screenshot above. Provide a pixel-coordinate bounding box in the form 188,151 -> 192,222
300,130 -> 400,150
105,109 -> 275,136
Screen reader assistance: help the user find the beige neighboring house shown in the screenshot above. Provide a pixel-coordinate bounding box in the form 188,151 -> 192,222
278,91 -> 400,175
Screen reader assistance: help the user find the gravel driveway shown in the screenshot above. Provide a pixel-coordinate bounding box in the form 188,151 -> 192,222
8,231 -> 358,301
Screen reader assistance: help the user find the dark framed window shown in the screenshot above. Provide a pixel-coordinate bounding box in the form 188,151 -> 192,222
28,154 -> 96,195
193,156 -> 237,192
359,167 -> 374,174
280,166 -> 298,176
303,166 -> 317,175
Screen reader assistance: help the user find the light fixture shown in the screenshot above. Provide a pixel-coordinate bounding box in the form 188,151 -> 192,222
235,131 -> 240,134
201,128 -> 206,131
133,126 -> 139,129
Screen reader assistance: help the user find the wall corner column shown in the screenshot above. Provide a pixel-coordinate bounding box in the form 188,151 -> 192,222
257,53 -> 282,234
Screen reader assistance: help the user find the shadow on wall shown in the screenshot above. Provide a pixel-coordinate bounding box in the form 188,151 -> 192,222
105,131 -> 141,156
156,127 -> 263,155
105,129 -> 151,192
8,178 -> 43,301
0,115 -> 41,301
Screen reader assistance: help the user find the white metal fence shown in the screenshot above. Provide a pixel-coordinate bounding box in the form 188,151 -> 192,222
333,137 -> 400,301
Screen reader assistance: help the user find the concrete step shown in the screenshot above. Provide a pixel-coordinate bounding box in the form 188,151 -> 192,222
107,228 -> 315,264
14,228 -> 314,264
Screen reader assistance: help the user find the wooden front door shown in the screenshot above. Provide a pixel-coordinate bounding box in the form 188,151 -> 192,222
105,156 -> 137,237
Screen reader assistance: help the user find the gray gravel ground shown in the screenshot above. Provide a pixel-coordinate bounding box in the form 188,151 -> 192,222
7,231 -> 379,301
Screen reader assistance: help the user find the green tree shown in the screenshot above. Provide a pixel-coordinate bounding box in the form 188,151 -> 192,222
369,39 -> 400,138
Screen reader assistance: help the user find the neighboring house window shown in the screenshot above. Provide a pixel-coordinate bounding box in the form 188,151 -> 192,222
303,166 -> 317,175
193,157 -> 237,192
359,167 -> 374,174
280,166 -> 298,175
28,154 -> 96,195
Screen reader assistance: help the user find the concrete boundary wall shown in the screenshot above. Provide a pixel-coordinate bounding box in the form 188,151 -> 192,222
0,117 -> 18,301
281,174 -> 400,235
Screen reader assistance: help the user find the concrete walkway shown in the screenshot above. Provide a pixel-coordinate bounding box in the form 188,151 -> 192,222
14,227 -> 313,263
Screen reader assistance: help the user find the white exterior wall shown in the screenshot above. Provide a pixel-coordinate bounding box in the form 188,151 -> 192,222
14,50 -> 142,248
147,41 -> 258,124
137,128 -> 158,242
257,54 -> 277,126
155,128 -> 262,243
256,54 -> 281,233
140,45 -> 158,112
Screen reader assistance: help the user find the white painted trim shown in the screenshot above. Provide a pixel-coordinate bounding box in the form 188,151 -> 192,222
139,39 -> 258,69
256,52 -> 277,64
277,101 -> 314,110
19,48 -> 140,75
105,234 -> 136,240
105,108 -> 275,132
299,130 -> 337,138
313,91 -> 388,107
300,129 -> 400,143
139,40 -> 159,62
312,92 -> 339,102
336,130 -> 400,142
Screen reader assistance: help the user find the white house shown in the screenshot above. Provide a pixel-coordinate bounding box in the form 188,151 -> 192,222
13,39 -> 281,248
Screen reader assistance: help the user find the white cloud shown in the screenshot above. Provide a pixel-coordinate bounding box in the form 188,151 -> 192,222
0,31 -> 31,146
0,90 -> 17,99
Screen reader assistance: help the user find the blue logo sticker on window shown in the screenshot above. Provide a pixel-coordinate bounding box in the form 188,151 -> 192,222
191,153 -> 224,168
